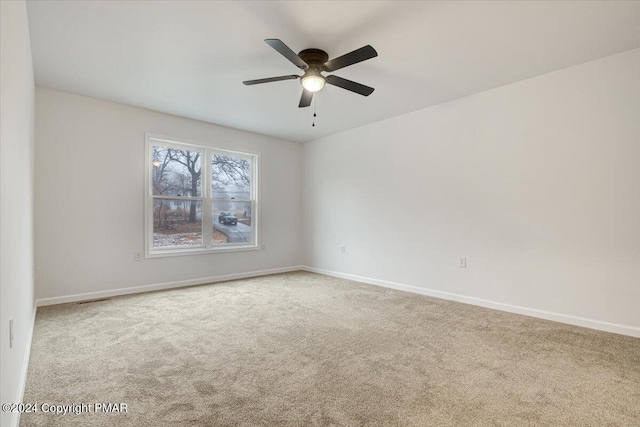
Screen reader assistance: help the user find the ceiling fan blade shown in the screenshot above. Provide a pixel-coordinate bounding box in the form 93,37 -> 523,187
323,45 -> 377,72
299,89 -> 313,108
243,75 -> 299,85
265,39 -> 308,69
325,75 -> 374,96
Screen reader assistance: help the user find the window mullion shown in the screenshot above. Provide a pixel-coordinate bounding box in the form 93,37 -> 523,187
212,198 -> 252,203
151,195 -> 203,201
202,148 -> 213,247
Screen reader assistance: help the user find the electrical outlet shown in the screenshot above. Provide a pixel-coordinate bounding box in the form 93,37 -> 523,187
134,252 -> 142,261
341,246 -> 346,254
458,257 -> 467,268
9,318 -> 14,349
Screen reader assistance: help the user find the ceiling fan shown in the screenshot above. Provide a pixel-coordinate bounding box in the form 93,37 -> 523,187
243,39 -> 378,108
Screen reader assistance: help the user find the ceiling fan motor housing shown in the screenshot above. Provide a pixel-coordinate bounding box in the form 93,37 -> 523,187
298,49 -> 329,92
298,49 -> 329,70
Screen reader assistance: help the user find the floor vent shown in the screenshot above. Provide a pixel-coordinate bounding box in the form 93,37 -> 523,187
76,298 -> 111,305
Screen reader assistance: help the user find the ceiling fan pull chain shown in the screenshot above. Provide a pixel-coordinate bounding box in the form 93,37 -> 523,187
312,97 -> 317,127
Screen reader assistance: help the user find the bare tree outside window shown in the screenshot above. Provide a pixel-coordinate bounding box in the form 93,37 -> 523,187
211,155 -> 250,197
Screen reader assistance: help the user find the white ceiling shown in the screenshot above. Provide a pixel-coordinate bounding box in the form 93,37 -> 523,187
26,1 -> 640,143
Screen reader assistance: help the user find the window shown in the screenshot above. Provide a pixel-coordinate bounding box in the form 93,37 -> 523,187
145,134 -> 258,257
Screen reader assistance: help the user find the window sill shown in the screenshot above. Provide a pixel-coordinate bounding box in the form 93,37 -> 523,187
146,244 -> 260,259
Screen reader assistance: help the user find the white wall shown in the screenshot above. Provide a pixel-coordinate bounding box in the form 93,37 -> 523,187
35,88 -> 302,301
303,49 -> 640,335
0,1 -> 36,426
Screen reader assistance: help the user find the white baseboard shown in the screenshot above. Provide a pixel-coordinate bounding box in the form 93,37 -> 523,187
12,302 -> 37,427
36,266 -> 304,307
31,264 -> 640,335
301,266 -> 640,338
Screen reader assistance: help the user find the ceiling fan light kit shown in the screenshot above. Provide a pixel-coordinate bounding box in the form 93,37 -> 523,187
301,70 -> 325,93
243,39 -> 377,109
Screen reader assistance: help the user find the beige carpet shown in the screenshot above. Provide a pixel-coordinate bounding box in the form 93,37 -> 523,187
21,271 -> 640,426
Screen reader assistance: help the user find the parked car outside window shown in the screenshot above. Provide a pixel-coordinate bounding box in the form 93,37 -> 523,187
218,212 -> 237,225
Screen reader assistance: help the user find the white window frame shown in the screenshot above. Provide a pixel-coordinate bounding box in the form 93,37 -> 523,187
145,133 -> 260,258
